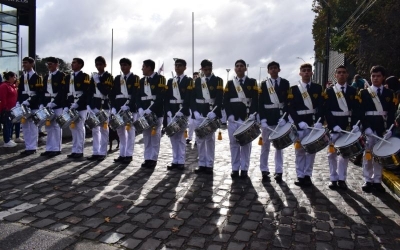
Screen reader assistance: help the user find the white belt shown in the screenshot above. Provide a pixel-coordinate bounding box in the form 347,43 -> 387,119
93,94 -> 108,99
196,98 -> 215,104
264,103 -> 284,109
45,93 -> 58,97
297,109 -> 316,115
230,97 -> 252,103
116,94 -> 131,99
141,95 -> 156,101
170,100 -> 183,104
22,91 -> 36,96
365,111 -> 387,116
331,111 -> 352,116
68,91 -> 83,97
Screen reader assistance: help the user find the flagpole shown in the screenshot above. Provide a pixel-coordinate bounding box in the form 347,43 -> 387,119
192,12 -> 194,76
111,28 -> 114,75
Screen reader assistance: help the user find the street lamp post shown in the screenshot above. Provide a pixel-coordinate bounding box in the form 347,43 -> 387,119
296,57 -> 306,63
259,66 -> 266,83
226,69 -> 231,83
246,64 -> 249,76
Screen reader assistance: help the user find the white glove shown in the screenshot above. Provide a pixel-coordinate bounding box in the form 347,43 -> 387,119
39,104 -> 44,109
365,127 -> 373,136
352,125 -> 360,133
138,108 -> 144,117
16,102 -> 20,107
63,107 -> 69,113
144,109 -> 152,114
261,121 -> 269,129
256,114 -> 260,123
47,102 -> 56,108
298,121 -> 308,130
176,111 -> 184,117
278,118 -> 286,127
111,108 -> 116,114
167,117 -> 172,124
248,114 -> 256,121
86,105 -> 92,112
207,112 -> 216,119
70,103 -> 78,109
333,125 -> 341,132
194,111 -> 203,120
93,108 -> 99,113
314,122 -> 323,129
93,74 -> 100,83
121,105 -> 129,111
22,100 -> 30,106
167,111 -> 172,118
228,115 -> 235,123
384,130 -> 392,139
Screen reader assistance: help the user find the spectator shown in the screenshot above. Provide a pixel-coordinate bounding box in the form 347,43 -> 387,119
351,74 -> 367,91
0,71 -> 18,147
385,76 -> 400,92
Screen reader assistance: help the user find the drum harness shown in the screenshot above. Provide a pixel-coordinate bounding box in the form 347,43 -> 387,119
230,77 -> 252,118
196,77 -> 215,112
264,77 -> 284,115
45,71 -> 58,105
22,72 -> 36,102
67,73 -> 83,107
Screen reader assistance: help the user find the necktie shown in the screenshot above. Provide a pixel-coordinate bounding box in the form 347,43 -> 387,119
177,76 -> 181,84
239,79 -> 243,85
124,75 -> 127,81
27,74 -> 30,81
145,77 -> 149,85
341,86 -> 345,94
377,88 -> 381,97
306,84 -> 310,90
206,78 -> 209,83
274,79 -> 278,92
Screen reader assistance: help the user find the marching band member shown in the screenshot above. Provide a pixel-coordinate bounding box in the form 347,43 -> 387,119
186,72 -> 199,145
87,56 -> 113,161
191,59 -> 223,174
110,58 -> 140,164
359,65 -> 395,193
287,63 -> 324,186
136,59 -> 166,168
40,57 -> 66,157
258,61 -> 290,182
324,65 -> 359,190
224,59 -> 258,179
18,57 -> 43,155
165,59 -> 193,170
64,58 -> 91,159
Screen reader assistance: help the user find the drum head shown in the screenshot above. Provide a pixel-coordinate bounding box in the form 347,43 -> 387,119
270,123 -> 292,140
233,120 -> 254,136
373,137 -> 400,156
335,131 -> 361,147
301,128 -> 326,144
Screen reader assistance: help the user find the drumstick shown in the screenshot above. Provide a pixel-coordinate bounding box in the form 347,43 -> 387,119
340,130 -> 355,135
305,117 -> 321,142
167,107 -> 183,126
370,133 -> 391,144
307,126 -> 324,131
377,124 -> 394,149
269,112 -> 287,136
344,120 -> 360,143
117,100 -> 130,115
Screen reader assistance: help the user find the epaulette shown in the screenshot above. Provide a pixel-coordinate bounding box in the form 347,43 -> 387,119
84,74 -> 90,84
287,87 -> 293,99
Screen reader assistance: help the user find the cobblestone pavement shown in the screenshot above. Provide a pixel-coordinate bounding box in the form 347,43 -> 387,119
1,128 -> 400,250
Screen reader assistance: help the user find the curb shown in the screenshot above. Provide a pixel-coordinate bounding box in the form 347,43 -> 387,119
382,169 -> 400,198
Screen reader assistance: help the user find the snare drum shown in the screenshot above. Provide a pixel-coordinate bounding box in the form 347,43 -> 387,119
96,109 -> 109,124
195,117 -> 221,139
32,107 -> 54,127
372,137 -> 400,169
133,112 -> 158,134
56,109 -> 80,129
165,116 -> 189,137
301,128 -> 330,154
233,120 -> 261,146
334,131 -> 365,158
86,112 -> 101,129
269,123 -> 298,150
10,105 -> 31,123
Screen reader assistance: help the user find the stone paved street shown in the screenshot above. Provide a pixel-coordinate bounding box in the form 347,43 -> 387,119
1,128 -> 400,249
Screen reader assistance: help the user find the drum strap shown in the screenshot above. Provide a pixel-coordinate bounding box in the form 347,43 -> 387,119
200,77 -> 211,101
144,77 -> 152,97
265,78 -> 280,105
23,73 -> 31,97
367,86 -> 383,112
47,71 -> 54,95
172,76 -> 182,101
333,84 -> 349,112
297,82 -> 314,112
120,74 -> 130,98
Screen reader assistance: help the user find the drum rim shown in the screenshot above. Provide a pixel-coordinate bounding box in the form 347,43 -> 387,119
301,128 -> 328,145
373,137 -> 400,156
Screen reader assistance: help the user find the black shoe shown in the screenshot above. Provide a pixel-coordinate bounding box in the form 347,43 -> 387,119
167,163 -> 178,170
338,180 -> 348,190
205,167 -> 213,175
114,156 -> 125,163
373,183 -> 386,193
303,176 -> 313,186
176,164 -> 185,170
87,155 -> 99,161
48,151 -> 61,157
294,178 -> 305,186
362,182 -> 373,193
329,181 -> 338,190
261,171 -> 270,181
21,150 -> 36,155
240,171 -> 248,179
71,153 -> 83,159
148,160 -> 157,168
186,139 -> 192,144
97,155 -> 106,161
231,171 -> 239,178
40,151 -> 51,156
274,173 -> 283,183
123,156 -> 132,164
195,166 -> 206,173
67,153 -> 76,158
39,132 -> 47,137
141,160 -> 150,168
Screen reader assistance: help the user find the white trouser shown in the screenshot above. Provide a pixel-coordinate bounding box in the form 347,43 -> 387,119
170,129 -> 186,164
260,125 -> 283,173
91,110 -> 109,156
22,109 -> 38,150
188,117 -> 195,141
143,117 -> 163,161
45,108 -> 63,152
194,118 -> 215,167
117,113 -> 137,157
363,133 -> 382,183
327,133 -> 349,181
295,129 -> 316,178
227,119 -> 252,171
70,110 -> 87,154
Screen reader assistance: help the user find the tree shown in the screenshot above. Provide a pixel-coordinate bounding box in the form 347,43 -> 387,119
34,57 -> 72,76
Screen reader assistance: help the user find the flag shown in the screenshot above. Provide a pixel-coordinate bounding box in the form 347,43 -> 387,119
157,62 -> 164,75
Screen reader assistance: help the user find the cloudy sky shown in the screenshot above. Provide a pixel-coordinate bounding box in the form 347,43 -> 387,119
21,0 -> 316,84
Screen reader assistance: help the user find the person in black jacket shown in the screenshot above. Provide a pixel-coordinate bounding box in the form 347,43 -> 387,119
324,65 -> 360,190
359,65 -> 396,193
87,56 -> 113,161
136,59 -> 166,168
287,63 -> 324,186
18,57 -> 44,155
40,57 -> 66,157
164,59 -> 193,170
223,59 -> 258,179
258,61 -> 290,182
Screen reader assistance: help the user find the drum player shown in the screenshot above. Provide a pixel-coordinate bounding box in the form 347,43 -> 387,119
40,57 -> 66,157
136,59 -> 167,168
110,58 -> 140,164
223,59 -> 258,179
191,59 -> 223,175
164,59 -> 193,170
359,65 -> 395,193
87,56 -> 114,161
64,58 -> 91,159
287,63 -> 324,186
324,65 -> 360,190
258,61 -> 290,183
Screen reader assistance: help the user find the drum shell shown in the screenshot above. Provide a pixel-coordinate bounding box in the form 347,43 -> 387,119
301,128 -> 330,154
10,106 -> 28,123
270,124 -> 298,150
233,121 -> 261,146
32,108 -> 52,126
372,137 -> 400,169
195,118 -> 221,139
96,110 -> 109,124
133,112 -> 158,134
334,134 -> 365,158
165,116 -> 188,137
86,112 -> 101,129
120,110 -> 133,125
373,153 -> 400,169
56,109 -> 80,129
109,114 -> 125,130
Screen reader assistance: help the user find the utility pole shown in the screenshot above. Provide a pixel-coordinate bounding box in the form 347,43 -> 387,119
323,3 -> 331,86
